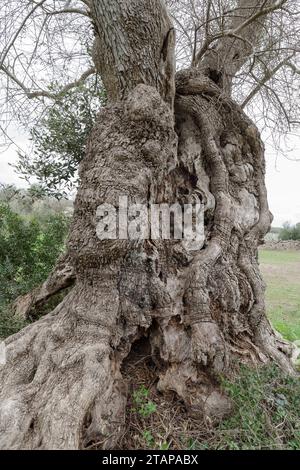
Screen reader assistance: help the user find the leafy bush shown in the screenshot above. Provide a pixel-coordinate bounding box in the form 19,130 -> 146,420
0,202 -> 70,337
132,385 -> 157,418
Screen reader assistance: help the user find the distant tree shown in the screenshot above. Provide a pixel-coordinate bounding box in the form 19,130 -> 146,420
0,183 -> 20,204
279,222 -> 300,241
0,183 -> 73,217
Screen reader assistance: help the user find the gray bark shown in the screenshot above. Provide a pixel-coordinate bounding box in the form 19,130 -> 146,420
13,254 -> 75,320
196,0 -> 277,93
91,0 -> 175,106
0,0 -> 295,450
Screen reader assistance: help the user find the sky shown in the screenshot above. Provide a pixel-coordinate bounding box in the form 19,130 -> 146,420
0,130 -> 299,228
265,143 -> 300,227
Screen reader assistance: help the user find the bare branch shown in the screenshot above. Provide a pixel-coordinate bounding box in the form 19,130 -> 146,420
241,56 -> 293,108
0,64 -> 96,100
0,0 -> 47,70
232,0 -> 288,36
286,61 -> 300,75
194,0 -> 289,65
43,8 -> 91,18
193,30 -> 254,65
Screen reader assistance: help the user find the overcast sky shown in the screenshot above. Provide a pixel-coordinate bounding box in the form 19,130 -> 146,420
264,140 -> 300,226
0,130 -> 299,227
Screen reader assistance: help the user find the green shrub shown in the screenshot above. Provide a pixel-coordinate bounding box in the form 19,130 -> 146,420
15,81 -> 106,198
0,202 -> 70,337
132,385 -> 157,418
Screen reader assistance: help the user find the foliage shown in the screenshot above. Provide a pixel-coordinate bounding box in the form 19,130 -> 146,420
0,202 -> 70,338
279,222 -> 300,241
132,385 -> 157,418
0,306 -> 28,339
15,80 -> 106,198
270,227 -> 282,235
142,430 -> 155,448
129,384 -> 171,449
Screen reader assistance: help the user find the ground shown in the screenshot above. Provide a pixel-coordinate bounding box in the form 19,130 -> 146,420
259,250 -> 300,343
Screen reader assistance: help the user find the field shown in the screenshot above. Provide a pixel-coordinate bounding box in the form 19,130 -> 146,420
259,250 -> 300,343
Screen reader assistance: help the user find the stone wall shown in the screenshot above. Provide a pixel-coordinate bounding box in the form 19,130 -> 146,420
261,240 -> 300,251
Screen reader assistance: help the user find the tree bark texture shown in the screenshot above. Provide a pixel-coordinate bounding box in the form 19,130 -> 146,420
12,254 -> 75,320
91,0 -> 175,105
0,0 -> 295,449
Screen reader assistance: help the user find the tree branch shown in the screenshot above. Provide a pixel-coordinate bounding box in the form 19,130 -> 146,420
194,0 -> 288,65
241,57 -> 293,108
0,65 -> 96,100
232,0 -> 288,36
0,0 -> 47,70
43,8 -> 91,18
286,61 -> 300,75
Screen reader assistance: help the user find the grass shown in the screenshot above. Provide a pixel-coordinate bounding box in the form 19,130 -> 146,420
259,249 -> 300,342
195,364 -> 300,450
122,362 -> 300,450
259,250 -> 300,265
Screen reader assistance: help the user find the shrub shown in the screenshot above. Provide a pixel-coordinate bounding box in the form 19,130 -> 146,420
0,203 -> 70,337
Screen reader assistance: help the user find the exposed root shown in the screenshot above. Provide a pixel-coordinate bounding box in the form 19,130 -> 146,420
0,280 -> 128,449
12,254 -> 75,320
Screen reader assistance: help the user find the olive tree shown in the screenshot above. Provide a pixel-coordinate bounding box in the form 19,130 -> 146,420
0,0 -> 299,450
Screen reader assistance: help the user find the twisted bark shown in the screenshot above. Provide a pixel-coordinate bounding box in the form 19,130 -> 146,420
91,0 -> 175,105
0,0 -> 295,449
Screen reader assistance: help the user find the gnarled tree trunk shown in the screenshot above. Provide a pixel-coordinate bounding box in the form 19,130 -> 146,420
0,0 -> 295,450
